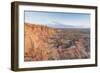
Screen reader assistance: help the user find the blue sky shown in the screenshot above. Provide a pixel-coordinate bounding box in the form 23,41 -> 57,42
24,11 -> 90,28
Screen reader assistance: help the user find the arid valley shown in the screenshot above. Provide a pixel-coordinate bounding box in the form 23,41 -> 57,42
24,23 -> 90,61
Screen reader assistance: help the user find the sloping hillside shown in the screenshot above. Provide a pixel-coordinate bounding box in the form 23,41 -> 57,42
24,23 -> 58,61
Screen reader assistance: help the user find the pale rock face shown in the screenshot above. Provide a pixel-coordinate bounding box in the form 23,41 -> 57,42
24,23 -> 57,61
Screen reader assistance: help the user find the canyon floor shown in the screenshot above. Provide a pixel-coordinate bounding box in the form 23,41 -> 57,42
24,23 -> 90,61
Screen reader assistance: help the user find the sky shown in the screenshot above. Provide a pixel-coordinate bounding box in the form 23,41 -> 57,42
24,11 -> 90,28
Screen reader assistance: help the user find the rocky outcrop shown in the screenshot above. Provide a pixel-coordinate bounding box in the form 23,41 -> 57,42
24,23 -> 57,61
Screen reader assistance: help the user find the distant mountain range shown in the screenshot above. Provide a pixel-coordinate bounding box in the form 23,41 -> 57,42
48,21 -> 78,28
46,21 -> 89,29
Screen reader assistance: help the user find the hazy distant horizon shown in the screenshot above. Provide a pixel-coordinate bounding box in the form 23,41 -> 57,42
25,11 -> 90,28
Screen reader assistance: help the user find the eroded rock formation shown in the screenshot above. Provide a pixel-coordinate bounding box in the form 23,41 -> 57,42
24,23 -> 90,61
